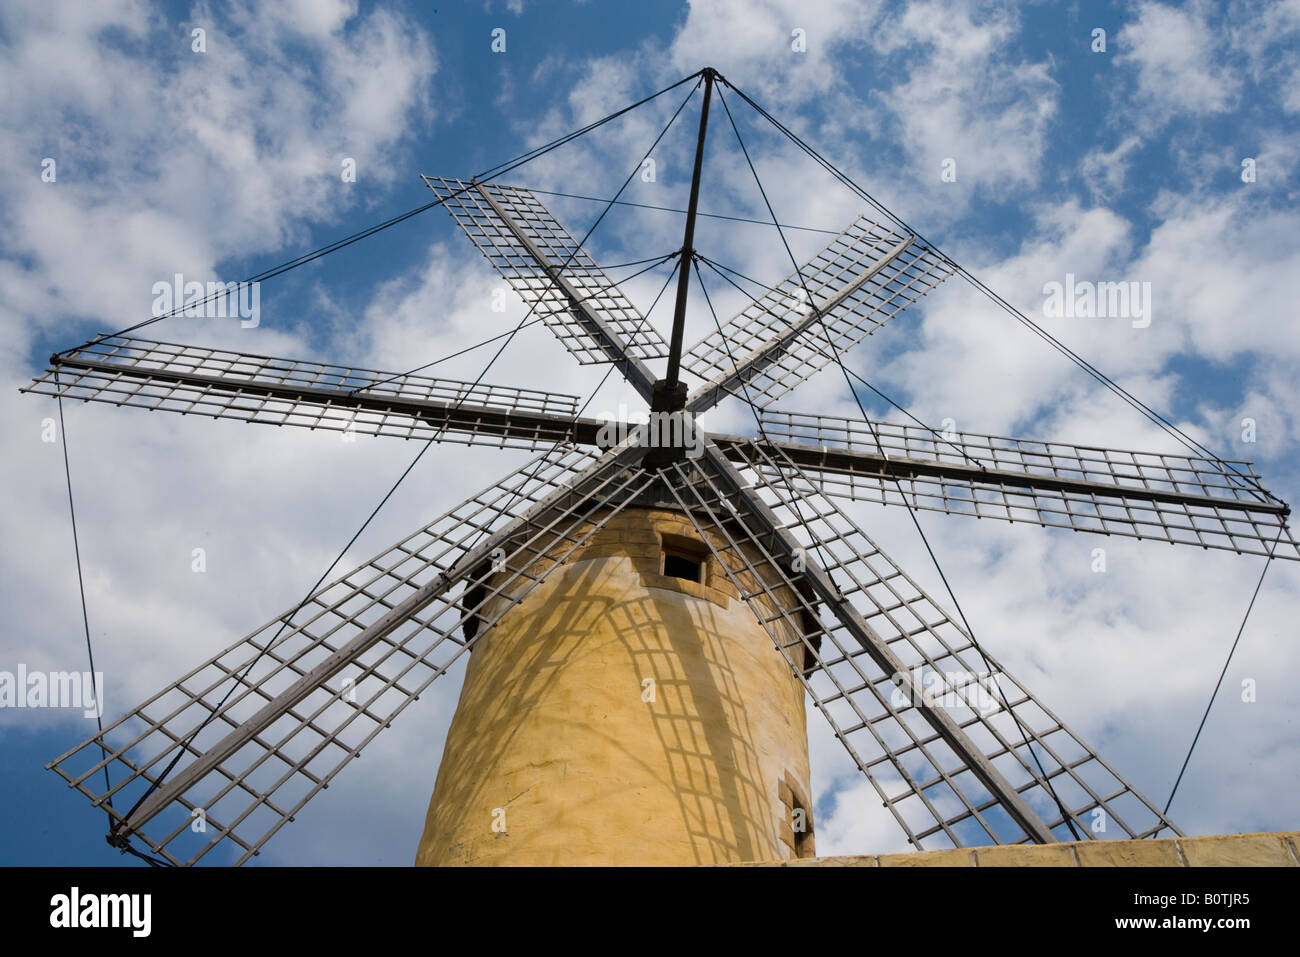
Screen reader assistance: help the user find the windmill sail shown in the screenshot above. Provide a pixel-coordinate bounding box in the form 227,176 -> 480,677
48,444 -> 654,865
752,410 -> 1299,561
683,215 -> 955,413
23,335 -> 585,450
426,177 -> 670,376
660,440 -> 1181,849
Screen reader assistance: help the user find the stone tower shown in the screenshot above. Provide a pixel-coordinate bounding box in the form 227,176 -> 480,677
415,501 -> 816,866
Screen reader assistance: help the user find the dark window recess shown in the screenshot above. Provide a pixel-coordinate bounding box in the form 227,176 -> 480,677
793,804 -> 814,859
663,551 -> 703,583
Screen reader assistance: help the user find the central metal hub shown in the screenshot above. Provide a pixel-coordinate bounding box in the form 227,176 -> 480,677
649,378 -> 688,414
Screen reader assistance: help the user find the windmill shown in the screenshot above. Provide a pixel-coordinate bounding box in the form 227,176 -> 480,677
27,67 -> 1298,866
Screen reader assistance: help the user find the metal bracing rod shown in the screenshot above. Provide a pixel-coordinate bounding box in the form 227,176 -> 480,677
685,235 -> 915,416
662,68 -> 716,395
178,459 -> 659,865
50,354 -> 606,446
116,440 -> 650,840
54,447 -> 619,859
472,184 -> 660,403
53,345 -> 1283,521
657,466 -> 1008,846
710,433 -> 1292,518
117,569 -> 469,838
695,440 -> 1060,843
735,438 -> 1183,843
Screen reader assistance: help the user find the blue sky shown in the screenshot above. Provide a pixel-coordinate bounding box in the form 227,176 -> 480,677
2,0 -> 1299,865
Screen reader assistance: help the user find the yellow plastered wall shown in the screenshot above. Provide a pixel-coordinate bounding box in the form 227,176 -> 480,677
415,507 -> 814,866
736,831 -> 1300,867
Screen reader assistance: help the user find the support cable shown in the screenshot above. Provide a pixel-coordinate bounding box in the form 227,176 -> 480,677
105,78 -> 704,860
458,255 -> 686,561
373,78 -> 703,391
716,76 -> 1271,499
52,370 -> 111,814
693,253 -> 990,471
72,70 -> 704,347
690,256 -> 839,578
52,370 -> 192,867
519,186 -> 841,235
717,84 -> 1082,842
1155,526 -> 1283,835
109,274 -> 548,859
357,251 -> 680,393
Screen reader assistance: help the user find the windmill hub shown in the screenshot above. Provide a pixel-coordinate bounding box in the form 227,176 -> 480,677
643,379 -> 693,467
650,377 -> 688,413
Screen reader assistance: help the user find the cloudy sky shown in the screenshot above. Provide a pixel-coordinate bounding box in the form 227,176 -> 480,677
2,0 -> 1298,865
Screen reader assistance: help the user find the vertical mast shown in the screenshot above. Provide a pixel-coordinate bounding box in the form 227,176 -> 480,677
653,67 -> 716,414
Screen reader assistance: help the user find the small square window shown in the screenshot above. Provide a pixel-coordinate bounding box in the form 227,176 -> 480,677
663,551 -> 703,583
660,534 -> 708,585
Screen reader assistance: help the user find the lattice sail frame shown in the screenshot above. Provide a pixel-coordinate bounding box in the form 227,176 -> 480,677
756,410 -> 1300,561
23,335 -> 584,450
683,214 -> 955,410
660,442 -> 1181,849
425,177 -> 670,366
49,444 -> 654,865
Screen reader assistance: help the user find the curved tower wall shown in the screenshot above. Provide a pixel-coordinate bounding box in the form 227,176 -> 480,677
415,506 -> 815,866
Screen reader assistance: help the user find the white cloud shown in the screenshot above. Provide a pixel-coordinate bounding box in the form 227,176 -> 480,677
867,1 -> 1058,205
0,0 -> 437,337
669,0 -> 879,102
1081,135 -> 1142,201
1116,1 -> 1240,118
1136,190 -> 1300,361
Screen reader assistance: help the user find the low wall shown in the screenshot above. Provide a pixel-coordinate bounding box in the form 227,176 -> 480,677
739,831 -> 1300,866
